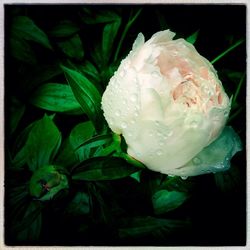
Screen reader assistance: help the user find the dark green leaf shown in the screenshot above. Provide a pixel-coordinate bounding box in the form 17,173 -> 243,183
119,216 -> 190,239
9,96 -> 25,134
13,114 -> 62,171
69,121 -> 95,161
10,36 -> 37,64
72,157 -> 139,181
66,192 -> 90,215
54,137 -> 78,169
29,83 -> 83,114
81,8 -> 120,24
186,30 -> 199,44
61,65 -> 103,132
12,16 -> 52,49
57,34 -> 84,60
12,201 -> 42,233
49,20 -> 80,38
152,190 -> 189,215
24,63 -> 62,92
102,19 -> 121,63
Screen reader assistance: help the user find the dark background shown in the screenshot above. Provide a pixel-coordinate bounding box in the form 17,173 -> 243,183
5,4 -> 246,246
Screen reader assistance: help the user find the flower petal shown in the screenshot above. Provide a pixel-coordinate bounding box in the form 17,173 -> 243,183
167,126 -> 242,177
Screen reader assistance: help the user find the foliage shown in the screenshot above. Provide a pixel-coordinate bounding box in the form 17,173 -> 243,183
5,4 -> 246,246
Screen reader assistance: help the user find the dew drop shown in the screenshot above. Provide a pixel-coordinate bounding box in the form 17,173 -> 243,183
130,94 -> 138,102
109,118 -> 114,125
192,157 -> 202,165
135,111 -> 139,117
115,110 -> 121,117
189,120 -> 199,128
122,99 -> 127,105
121,122 -> 127,129
166,130 -> 173,137
181,176 -> 188,180
155,121 -> 160,126
156,150 -> 163,156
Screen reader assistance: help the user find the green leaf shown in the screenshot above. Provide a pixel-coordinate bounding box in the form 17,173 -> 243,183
57,34 -> 84,60
12,201 -> 42,233
12,16 -> 52,49
119,216 -> 190,239
53,137 -> 78,169
72,157 -> 139,181
49,20 -> 80,38
102,18 -> 121,63
186,30 -> 199,44
152,190 -> 189,215
66,192 -> 90,215
29,83 -> 83,114
10,36 -> 37,64
24,63 -> 62,92
69,121 -> 95,161
211,38 -> 245,64
171,126 -> 242,176
81,8 -> 121,24
13,114 -> 62,171
9,96 -> 25,134
61,65 -> 103,132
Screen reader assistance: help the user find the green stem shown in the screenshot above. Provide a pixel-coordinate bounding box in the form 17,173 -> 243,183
114,8 -> 142,62
228,106 -> 243,123
211,38 -> 245,64
232,71 -> 246,106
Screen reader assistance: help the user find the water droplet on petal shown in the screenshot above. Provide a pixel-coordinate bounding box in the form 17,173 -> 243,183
156,150 -> 163,156
115,110 -> 121,117
181,176 -> 188,180
193,157 -> 202,165
122,99 -> 127,105
135,111 -> 139,117
130,94 -> 138,103
155,121 -> 160,126
166,130 -> 173,137
121,122 -> 127,129
189,120 -> 198,128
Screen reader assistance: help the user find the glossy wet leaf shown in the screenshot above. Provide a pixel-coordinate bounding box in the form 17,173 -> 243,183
13,114 -> 61,171
29,83 -> 83,114
152,190 -> 189,215
61,65 -> 103,132
72,157 -> 139,181
12,16 -> 52,49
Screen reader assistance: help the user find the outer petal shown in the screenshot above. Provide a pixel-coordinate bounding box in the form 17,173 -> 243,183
166,126 -> 242,177
125,112 -> 212,173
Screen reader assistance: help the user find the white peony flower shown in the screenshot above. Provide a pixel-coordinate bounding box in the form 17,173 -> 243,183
102,30 -> 241,177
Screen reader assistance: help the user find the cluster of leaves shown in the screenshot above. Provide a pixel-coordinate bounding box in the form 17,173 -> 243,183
5,5 -> 246,246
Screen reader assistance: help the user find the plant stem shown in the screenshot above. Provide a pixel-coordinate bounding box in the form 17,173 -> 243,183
114,8 -> 142,62
211,38 -> 245,64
